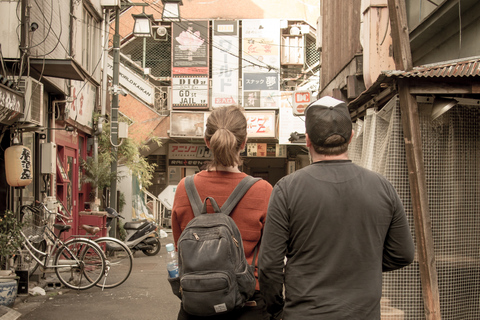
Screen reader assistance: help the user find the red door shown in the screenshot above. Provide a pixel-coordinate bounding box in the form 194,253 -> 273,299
61,147 -> 78,238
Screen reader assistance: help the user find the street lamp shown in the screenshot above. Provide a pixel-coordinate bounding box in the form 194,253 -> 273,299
161,0 -> 183,21
132,11 -> 154,37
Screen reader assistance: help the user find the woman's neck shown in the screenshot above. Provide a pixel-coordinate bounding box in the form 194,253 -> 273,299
208,165 -> 241,173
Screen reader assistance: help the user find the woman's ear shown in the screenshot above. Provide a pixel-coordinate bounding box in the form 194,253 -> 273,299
239,138 -> 247,152
204,137 -> 210,148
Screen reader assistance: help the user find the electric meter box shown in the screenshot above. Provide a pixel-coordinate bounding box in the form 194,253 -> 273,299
41,142 -> 56,174
118,122 -> 129,139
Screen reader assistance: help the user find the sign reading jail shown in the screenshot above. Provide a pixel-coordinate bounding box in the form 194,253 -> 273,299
172,76 -> 209,109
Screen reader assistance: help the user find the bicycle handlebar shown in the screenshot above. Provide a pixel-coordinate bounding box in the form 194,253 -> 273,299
34,200 -> 72,223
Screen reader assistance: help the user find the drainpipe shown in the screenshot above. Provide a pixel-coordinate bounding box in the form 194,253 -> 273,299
94,8 -> 111,202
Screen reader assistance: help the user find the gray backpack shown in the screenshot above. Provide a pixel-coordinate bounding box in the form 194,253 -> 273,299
171,175 -> 260,316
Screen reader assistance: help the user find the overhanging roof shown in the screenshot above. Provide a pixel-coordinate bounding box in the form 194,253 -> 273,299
349,56 -> 480,112
29,58 -> 88,81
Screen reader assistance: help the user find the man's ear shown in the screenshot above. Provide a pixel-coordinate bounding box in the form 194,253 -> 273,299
204,137 -> 210,148
348,130 -> 355,144
305,133 -> 312,147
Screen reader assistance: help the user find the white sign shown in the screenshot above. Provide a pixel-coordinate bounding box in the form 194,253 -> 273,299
172,77 -> 209,108
245,111 -> 276,138
67,81 -> 96,129
279,92 -> 306,145
106,56 -> 154,105
212,21 -> 239,108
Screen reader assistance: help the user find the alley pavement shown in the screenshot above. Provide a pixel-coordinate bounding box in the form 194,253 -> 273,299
2,231 -> 181,320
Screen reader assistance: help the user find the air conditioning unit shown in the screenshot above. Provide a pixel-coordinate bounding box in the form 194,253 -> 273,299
18,77 -> 44,126
153,26 -> 168,41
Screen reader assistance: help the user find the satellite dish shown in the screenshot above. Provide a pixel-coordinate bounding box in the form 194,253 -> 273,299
156,26 -> 167,37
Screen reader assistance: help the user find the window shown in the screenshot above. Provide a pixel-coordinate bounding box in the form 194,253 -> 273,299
82,7 -> 100,73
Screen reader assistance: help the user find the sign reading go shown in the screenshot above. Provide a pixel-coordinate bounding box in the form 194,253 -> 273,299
293,91 -> 311,115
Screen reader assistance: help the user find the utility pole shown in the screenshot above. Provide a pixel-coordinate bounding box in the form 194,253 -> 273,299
109,6 -> 120,211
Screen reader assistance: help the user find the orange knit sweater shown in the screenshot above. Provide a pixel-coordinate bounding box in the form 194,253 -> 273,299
172,170 -> 273,290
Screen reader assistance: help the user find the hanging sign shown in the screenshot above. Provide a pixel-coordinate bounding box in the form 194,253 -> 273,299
0,84 -> 23,125
293,91 -> 312,115
5,144 -> 33,187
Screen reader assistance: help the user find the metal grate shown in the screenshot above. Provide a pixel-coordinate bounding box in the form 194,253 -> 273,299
350,96 -> 480,319
121,36 -> 172,79
420,103 -> 480,319
305,35 -> 320,72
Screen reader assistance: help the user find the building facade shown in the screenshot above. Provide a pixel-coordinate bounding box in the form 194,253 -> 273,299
318,0 -> 480,319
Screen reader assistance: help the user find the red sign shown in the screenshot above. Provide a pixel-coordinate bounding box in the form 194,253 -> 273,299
293,91 -> 311,115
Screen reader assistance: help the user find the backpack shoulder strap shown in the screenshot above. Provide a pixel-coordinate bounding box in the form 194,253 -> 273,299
184,175 -> 203,217
221,176 -> 261,216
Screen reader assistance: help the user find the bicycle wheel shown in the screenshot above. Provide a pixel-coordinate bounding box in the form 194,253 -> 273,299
54,239 -> 106,290
92,237 -> 133,289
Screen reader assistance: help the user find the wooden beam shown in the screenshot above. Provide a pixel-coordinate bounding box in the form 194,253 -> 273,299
387,0 -> 442,319
398,79 -> 442,320
387,0 -> 412,71
408,81 -> 480,95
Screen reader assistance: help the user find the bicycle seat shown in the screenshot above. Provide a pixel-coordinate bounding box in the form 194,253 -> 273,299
82,224 -> 100,235
54,224 -> 72,232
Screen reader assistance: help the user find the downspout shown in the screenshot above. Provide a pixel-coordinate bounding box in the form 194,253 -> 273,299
95,8 -> 111,202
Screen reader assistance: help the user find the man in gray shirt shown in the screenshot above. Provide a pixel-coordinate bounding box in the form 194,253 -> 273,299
259,96 -> 415,320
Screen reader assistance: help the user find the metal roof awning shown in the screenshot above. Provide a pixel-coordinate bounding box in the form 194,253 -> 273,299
29,58 -> 88,81
349,56 -> 480,113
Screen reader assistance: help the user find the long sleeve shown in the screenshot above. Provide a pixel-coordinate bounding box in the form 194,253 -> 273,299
258,181 -> 288,319
382,186 -> 415,272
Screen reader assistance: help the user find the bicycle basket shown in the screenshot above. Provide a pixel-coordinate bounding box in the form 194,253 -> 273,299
21,206 -> 46,242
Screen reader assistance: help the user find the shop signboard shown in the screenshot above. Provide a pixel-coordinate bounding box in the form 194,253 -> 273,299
67,81 -> 97,129
293,90 -> 311,115
212,20 -> 239,108
244,111 -> 276,138
172,21 -> 209,109
0,84 -> 23,125
242,19 -> 280,109
169,143 -> 212,159
278,92 -> 306,145
169,111 -> 207,138
242,143 -> 286,158
171,76 -> 209,109
106,56 -> 154,105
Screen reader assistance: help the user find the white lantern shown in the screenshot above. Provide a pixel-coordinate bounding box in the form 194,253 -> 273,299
5,144 -> 33,188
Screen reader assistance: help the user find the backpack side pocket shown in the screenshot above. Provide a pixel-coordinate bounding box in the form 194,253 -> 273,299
236,264 -> 256,301
168,276 -> 182,300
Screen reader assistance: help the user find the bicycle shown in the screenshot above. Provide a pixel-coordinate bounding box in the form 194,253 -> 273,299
80,224 -> 134,289
16,201 -> 107,290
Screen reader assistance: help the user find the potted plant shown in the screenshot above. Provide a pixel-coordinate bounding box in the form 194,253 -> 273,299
0,210 -> 22,307
81,154 -> 118,210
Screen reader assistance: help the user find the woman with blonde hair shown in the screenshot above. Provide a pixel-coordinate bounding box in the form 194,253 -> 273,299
172,105 -> 273,320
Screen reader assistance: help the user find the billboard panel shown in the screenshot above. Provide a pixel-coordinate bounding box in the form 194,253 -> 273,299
242,19 -> 280,109
212,21 -> 239,108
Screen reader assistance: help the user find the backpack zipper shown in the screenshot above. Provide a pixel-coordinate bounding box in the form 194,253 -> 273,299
193,233 -> 200,240
232,236 -> 239,247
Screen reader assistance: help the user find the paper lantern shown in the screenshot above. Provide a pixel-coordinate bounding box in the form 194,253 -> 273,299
5,144 -> 33,187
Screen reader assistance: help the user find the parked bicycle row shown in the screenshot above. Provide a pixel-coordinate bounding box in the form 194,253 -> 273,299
16,200 -> 162,290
